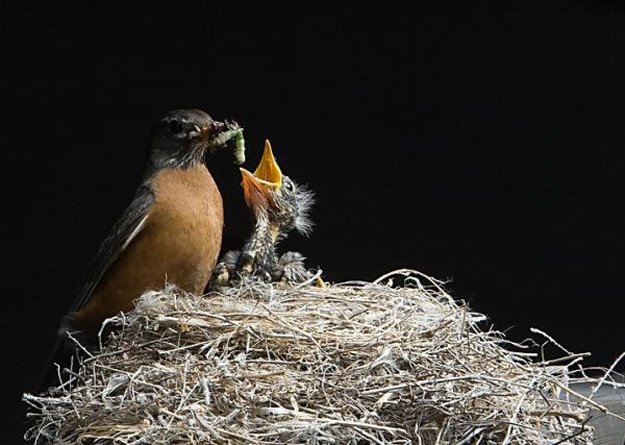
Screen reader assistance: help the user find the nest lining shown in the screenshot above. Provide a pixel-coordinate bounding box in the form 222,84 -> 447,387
23,269 -> 621,444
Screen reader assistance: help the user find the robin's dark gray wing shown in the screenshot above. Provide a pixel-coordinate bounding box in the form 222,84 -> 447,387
68,184 -> 155,314
37,185 -> 155,393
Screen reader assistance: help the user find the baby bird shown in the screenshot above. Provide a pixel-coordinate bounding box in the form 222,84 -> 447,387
211,139 -> 314,285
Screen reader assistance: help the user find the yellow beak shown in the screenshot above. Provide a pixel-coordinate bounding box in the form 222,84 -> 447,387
254,139 -> 283,186
240,139 -> 284,210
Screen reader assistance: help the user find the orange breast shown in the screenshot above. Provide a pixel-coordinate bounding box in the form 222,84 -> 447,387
73,165 -> 224,333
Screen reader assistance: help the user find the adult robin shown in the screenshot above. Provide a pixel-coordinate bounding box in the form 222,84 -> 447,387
39,108 -> 244,391
211,139 -> 314,285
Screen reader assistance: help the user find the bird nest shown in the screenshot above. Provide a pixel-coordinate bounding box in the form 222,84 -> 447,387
24,269 -> 618,444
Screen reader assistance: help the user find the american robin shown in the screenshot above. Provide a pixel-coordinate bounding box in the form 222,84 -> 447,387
211,139 -> 314,284
40,108 -> 244,390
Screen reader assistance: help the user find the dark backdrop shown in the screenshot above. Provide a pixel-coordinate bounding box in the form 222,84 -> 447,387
3,2 -> 625,442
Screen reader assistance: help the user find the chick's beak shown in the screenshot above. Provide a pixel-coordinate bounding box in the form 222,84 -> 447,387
254,140 -> 283,186
240,168 -> 272,211
240,139 -> 283,210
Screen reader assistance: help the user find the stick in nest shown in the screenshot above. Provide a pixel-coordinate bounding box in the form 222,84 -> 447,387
23,269 -> 621,444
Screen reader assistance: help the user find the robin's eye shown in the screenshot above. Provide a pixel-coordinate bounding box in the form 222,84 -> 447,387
283,180 -> 294,192
168,120 -> 183,134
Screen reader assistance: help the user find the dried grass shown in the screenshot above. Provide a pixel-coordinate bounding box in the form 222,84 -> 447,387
23,269 -> 624,444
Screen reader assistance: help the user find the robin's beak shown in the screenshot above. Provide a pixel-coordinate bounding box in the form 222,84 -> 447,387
240,140 -> 283,210
203,120 -> 246,165
200,124 -> 211,138
204,120 -> 230,140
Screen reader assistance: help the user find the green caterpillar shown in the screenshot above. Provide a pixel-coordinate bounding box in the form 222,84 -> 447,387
213,124 -> 246,165
233,129 -> 246,165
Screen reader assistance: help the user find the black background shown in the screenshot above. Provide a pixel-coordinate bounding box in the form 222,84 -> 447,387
3,2 -> 625,442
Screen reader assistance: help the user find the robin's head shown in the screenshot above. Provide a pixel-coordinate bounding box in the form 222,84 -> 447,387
240,140 -> 314,239
149,109 -> 243,168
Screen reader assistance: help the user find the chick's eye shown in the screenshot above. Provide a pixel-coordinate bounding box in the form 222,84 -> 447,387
283,180 -> 294,191
168,120 -> 183,134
